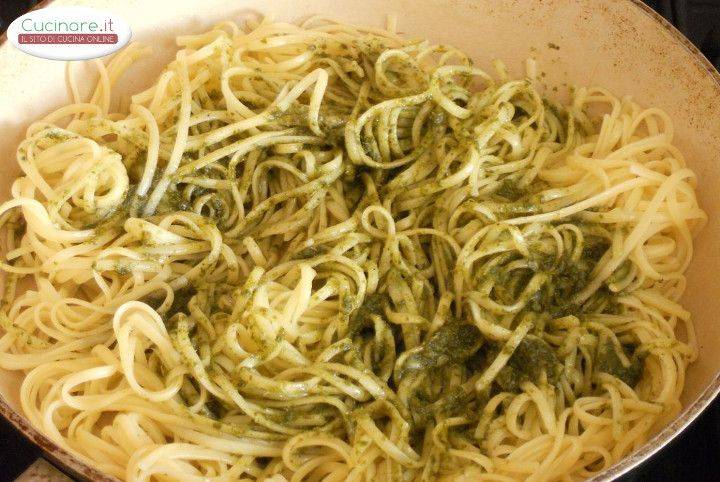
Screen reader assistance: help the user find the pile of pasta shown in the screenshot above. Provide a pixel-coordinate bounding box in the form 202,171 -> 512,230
0,15 -> 706,482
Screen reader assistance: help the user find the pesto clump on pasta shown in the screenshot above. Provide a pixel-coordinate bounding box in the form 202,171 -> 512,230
0,15 -> 705,482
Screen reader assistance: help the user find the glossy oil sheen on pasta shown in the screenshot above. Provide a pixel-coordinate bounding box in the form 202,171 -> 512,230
0,15 -> 706,482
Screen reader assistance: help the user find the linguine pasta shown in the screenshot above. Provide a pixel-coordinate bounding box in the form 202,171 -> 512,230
0,15 -> 707,482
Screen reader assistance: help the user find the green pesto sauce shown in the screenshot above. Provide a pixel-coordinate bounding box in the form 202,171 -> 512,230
495,178 -> 525,202
403,322 -> 482,373
293,245 -> 328,260
596,340 -> 645,386
494,335 -> 562,392
347,292 -> 388,337
490,235 -> 612,318
164,286 -> 197,320
412,385 -> 476,427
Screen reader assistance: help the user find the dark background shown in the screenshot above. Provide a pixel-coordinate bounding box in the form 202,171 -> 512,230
0,1 -> 719,481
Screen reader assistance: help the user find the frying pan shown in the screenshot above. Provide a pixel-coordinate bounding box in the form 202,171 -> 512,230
1,0 -> 719,480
